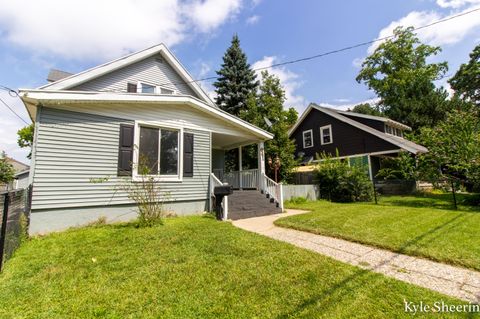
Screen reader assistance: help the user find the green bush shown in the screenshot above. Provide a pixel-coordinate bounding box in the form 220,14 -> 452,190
315,154 -> 373,203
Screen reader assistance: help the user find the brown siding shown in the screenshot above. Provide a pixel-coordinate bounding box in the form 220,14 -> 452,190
291,109 -> 398,159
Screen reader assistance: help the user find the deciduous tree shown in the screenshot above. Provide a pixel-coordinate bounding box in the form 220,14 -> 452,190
449,44 -> 480,108
356,27 -> 450,131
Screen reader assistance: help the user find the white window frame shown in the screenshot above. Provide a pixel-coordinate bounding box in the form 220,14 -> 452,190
320,125 -> 333,145
132,120 -> 183,182
302,129 -> 314,148
137,81 -> 176,95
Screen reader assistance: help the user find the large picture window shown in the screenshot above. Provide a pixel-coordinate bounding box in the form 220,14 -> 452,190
138,126 -> 179,177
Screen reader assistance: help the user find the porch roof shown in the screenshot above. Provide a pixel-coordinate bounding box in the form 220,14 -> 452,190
19,89 -> 274,144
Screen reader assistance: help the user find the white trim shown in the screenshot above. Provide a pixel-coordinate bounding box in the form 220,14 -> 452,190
290,103 -> 427,154
28,106 -> 41,186
19,89 -> 273,141
302,129 -> 314,148
137,81 -> 176,95
367,155 -> 373,180
311,149 -> 403,162
132,120 -> 183,182
319,124 -> 333,145
37,44 -> 215,107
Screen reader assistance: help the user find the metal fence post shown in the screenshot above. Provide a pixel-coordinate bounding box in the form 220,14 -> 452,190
0,193 -> 10,271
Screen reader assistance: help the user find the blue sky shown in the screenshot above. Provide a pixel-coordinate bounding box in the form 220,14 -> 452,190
1,0 -> 479,162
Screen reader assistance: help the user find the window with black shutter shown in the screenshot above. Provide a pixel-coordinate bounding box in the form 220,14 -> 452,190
127,83 -> 137,93
183,133 -> 194,177
117,124 -> 134,176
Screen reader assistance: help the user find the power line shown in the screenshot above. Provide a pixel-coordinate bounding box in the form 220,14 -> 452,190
159,6 -> 480,88
0,87 -> 29,125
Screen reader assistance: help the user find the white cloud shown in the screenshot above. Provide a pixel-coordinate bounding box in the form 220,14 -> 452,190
194,62 -> 217,101
352,57 -> 364,69
252,56 -> 306,110
437,0 -> 480,8
184,0 -> 242,33
333,98 -> 351,103
246,15 -> 260,25
367,3 -> 480,54
0,91 -> 31,163
318,98 -> 380,111
0,0 -> 243,61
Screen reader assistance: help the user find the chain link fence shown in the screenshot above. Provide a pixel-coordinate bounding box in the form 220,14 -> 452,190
0,186 -> 32,271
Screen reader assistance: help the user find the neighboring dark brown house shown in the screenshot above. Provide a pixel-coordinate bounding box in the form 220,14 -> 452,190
288,103 -> 428,179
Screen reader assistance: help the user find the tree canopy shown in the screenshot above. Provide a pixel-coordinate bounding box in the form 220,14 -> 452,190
0,151 -> 15,184
449,44 -> 480,108
17,124 -> 34,159
356,27 -> 450,131
350,103 -> 382,116
414,109 -> 480,190
242,71 -> 298,181
213,34 -> 258,116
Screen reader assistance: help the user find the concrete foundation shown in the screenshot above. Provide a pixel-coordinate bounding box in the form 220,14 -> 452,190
29,200 -> 208,235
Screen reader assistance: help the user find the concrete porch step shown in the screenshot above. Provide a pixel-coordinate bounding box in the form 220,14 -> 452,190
228,190 -> 282,220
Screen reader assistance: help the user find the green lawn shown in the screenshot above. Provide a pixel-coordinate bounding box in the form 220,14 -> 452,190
0,216 -> 474,318
278,193 -> 480,271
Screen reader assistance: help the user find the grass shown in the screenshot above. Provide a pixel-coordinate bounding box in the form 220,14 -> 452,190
278,192 -> 480,271
0,216 -> 474,318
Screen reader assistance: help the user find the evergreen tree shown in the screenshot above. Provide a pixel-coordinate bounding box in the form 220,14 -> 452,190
213,35 -> 258,116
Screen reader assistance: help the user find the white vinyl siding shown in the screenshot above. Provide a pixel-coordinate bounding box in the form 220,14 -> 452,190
71,55 -> 198,98
32,107 -> 210,210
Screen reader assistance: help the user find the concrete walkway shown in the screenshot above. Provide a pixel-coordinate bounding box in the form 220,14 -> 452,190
232,209 -> 480,303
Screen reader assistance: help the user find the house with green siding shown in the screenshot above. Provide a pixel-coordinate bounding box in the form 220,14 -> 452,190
19,44 -> 281,234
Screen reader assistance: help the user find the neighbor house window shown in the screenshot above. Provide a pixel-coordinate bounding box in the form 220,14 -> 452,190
320,125 -> 333,145
137,82 -> 175,95
302,129 -> 313,148
385,124 -> 403,138
138,126 -> 180,177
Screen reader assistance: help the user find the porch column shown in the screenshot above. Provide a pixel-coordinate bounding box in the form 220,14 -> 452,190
238,146 -> 243,189
258,142 -> 265,191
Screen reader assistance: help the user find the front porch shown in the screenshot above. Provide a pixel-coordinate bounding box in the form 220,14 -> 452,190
209,133 -> 284,220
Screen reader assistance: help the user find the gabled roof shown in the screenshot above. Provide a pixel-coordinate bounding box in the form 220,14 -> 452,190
289,103 -> 427,154
38,44 -> 215,107
336,109 -> 411,130
19,89 -> 273,141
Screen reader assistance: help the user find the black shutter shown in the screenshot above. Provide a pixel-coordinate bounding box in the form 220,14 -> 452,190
118,124 -> 134,176
127,83 -> 137,93
183,133 -> 194,177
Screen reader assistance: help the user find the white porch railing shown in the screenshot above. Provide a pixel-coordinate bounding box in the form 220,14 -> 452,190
212,168 -> 284,211
223,169 -> 259,189
262,173 -> 284,210
210,173 -> 228,220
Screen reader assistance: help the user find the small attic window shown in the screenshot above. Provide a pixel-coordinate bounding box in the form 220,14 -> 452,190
137,81 -> 175,95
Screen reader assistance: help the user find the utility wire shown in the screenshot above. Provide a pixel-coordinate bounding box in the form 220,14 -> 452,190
157,6 -> 480,88
1,6 -> 479,98
0,87 -> 29,124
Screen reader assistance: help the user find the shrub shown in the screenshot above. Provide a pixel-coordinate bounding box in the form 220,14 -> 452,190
315,154 -> 373,203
